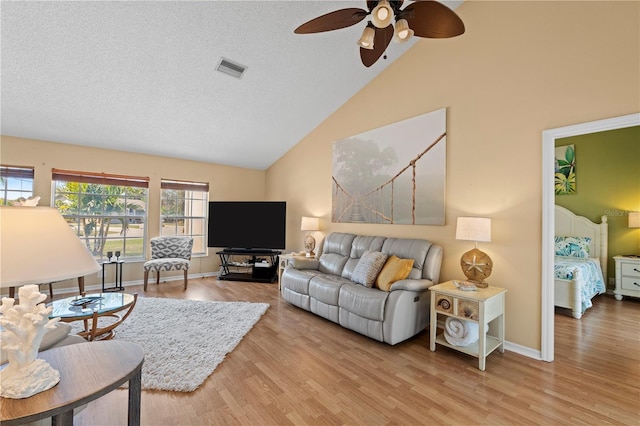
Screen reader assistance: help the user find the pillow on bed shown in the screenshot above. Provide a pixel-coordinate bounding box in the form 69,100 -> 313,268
554,236 -> 591,258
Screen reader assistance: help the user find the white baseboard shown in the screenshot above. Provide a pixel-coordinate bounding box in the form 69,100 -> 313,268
32,271 -> 219,298
504,341 -> 542,360
435,319 -> 541,361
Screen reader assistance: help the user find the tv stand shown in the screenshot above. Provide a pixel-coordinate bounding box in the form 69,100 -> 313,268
222,248 -> 279,254
217,250 -> 280,283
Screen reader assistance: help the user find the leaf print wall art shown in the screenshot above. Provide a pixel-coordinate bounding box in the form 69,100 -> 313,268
555,144 -> 576,195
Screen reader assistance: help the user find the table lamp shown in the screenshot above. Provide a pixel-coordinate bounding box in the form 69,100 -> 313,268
300,217 -> 320,257
0,206 -> 101,398
456,217 -> 493,288
629,211 -> 640,228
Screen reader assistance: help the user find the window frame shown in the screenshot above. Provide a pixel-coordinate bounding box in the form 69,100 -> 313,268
1,165 -> 34,205
160,179 -> 209,256
52,168 -> 150,262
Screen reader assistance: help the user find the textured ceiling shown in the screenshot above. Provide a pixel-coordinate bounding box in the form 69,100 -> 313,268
1,0 -> 461,170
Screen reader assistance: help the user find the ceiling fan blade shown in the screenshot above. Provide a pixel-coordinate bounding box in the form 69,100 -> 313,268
360,25 -> 394,67
294,8 -> 368,34
402,0 -> 465,38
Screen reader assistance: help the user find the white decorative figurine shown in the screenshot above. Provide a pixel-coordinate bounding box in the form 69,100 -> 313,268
0,285 -> 61,398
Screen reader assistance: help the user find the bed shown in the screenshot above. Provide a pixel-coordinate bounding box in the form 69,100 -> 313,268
554,205 -> 608,319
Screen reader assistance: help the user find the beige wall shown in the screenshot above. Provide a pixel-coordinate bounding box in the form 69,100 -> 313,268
266,1 -> 640,350
0,135 -> 266,290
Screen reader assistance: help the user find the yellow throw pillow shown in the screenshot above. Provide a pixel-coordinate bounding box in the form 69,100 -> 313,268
375,255 -> 414,291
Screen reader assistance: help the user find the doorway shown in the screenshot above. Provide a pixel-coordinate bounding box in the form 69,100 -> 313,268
541,113 -> 640,361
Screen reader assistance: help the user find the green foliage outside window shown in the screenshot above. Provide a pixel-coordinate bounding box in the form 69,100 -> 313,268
55,181 -> 148,260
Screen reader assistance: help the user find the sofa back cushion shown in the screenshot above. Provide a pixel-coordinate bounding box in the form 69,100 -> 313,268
381,238 -> 432,280
318,233 -> 356,276
342,235 -> 386,280
318,233 -> 442,284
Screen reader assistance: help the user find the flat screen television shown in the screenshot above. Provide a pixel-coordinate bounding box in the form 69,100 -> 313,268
208,201 -> 286,252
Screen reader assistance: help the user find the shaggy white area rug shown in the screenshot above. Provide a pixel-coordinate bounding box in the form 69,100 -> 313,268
71,297 -> 269,392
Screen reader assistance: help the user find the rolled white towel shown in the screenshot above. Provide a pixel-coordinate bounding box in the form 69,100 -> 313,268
444,317 -> 479,347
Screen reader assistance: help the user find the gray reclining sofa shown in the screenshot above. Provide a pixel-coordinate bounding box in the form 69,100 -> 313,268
281,232 -> 443,345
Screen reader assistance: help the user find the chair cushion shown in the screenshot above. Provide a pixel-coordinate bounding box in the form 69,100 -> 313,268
144,258 -> 190,272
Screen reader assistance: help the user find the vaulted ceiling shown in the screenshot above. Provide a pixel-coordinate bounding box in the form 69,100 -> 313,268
1,1 -> 461,170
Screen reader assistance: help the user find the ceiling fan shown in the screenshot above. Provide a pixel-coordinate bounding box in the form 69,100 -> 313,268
294,0 -> 465,67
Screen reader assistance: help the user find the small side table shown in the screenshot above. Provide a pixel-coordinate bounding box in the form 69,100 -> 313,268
102,260 -> 125,292
429,280 -> 507,371
613,255 -> 640,300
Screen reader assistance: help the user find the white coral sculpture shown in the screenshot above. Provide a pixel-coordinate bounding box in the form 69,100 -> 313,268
0,284 -> 61,398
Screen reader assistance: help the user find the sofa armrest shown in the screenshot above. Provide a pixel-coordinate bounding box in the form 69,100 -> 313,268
389,279 -> 434,292
289,257 -> 320,270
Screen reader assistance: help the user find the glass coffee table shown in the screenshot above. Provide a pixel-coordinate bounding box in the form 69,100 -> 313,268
49,292 -> 137,341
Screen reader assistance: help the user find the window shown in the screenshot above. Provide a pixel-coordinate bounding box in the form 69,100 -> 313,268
160,179 -> 209,255
1,165 -> 34,205
52,169 -> 149,261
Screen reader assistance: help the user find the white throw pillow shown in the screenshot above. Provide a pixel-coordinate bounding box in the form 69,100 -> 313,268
352,251 -> 388,288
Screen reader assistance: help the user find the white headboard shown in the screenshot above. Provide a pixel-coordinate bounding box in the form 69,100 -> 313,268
555,205 -> 608,278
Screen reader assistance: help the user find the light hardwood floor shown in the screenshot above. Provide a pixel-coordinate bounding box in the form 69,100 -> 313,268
72,278 -> 640,425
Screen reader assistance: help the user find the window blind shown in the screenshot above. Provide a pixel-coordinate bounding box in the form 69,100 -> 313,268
1,165 -> 34,179
52,169 -> 149,188
160,179 -> 209,192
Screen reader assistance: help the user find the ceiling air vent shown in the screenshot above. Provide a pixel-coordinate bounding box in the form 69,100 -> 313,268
216,57 -> 247,79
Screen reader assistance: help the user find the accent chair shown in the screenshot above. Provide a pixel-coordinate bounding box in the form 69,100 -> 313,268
143,236 -> 193,291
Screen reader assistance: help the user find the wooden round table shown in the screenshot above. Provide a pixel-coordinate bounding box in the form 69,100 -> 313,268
1,341 -> 144,426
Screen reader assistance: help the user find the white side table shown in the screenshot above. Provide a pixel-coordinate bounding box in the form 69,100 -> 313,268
429,280 -> 506,371
613,255 -> 640,300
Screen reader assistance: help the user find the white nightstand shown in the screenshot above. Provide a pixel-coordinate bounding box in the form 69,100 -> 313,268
429,280 -> 507,371
613,255 -> 640,300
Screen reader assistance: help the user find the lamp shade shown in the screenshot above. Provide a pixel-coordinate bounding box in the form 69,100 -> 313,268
629,211 -> 640,228
371,0 -> 393,28
357,25 -> 375,49
394,18 -> 414,43
300,216 -> 320,232
456,217 -> 491,242
0,206 -> 100,288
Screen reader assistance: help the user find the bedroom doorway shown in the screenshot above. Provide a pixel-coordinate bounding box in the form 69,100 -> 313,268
541,113 -> 640,362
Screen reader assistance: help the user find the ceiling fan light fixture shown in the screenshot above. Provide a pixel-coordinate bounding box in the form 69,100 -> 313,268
371,0 -> 393,28
357,25 -> 375,49
394,19 -> 414,43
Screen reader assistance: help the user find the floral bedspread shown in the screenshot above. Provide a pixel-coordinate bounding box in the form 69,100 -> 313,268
554,256 -> 606,312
